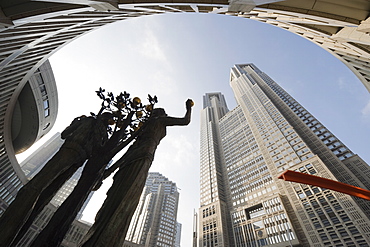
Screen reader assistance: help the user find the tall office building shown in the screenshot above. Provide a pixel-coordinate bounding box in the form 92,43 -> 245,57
126,172 -> 180,247
199,64 -> 370,247
199,92 -> 232,246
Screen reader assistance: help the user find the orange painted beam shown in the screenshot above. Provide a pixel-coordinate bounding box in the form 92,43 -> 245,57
278,170 -> 370,201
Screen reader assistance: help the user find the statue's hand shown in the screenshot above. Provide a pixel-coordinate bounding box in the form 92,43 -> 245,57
186,99 -> 194,110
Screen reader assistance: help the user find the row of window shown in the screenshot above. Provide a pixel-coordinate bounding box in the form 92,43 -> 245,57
35,72 -> 51,118
202,205 -> 216,218
292,164 -> 366,245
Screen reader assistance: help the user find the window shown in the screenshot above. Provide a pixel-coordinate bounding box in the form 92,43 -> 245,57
43,100 -> 49,109
35,73 -> 45,85
40,85 -> 47,96
42,123 -> 50,130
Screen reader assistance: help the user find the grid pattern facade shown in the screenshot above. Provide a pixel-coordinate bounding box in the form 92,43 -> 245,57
199,93 -> 233,247
125,172 -> 180,247
218,104 -> 299,247
238,64 -> 370,218
200,93 -> 229,206
230,64 -> 370,246
198,64 -> 370,247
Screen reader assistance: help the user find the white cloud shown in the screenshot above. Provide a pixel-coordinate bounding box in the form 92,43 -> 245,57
152,133 -> 197,170
361,100 -> 370,118
147,70 -> 177,97
337,77 -> 347,90
337,77 -> 357,95
135,22 -> 167,63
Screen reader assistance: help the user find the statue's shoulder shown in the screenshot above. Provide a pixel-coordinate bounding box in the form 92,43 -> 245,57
79,116 -> 96,124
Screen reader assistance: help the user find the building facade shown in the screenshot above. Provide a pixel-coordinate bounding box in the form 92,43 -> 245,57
198,64 -> 370,247
199,92 -> 233,246
15,203 -> 92,247
126,172 -> 181,247
174,222 -> 182,247
0,59 -> 58,215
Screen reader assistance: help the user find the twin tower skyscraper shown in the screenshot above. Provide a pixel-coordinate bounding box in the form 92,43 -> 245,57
198,64 -> 370,247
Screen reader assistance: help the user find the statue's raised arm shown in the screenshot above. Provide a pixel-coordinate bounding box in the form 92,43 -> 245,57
163,99 -> 193,126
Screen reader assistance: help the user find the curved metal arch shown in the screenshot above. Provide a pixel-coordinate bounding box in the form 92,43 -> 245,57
0,2 -> 369,97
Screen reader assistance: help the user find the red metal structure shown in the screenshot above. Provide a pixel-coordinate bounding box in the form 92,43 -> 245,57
278,170 -> 370,201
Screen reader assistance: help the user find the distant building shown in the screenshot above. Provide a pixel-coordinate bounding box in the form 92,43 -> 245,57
126,172 -> 180,247
0,60 -> 58,215
20,133 -> 63,179
198,64 -> 370,246
15,203 -> 92,247
61,219 -> 92,247
174,222 -> 182,247
192,211 -> 198,247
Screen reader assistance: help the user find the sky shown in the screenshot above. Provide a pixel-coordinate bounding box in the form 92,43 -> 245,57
16,12 -> 370,246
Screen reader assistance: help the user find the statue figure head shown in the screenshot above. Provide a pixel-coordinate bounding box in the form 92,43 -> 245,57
151,108 -> 167,118
99,112 -> 115,125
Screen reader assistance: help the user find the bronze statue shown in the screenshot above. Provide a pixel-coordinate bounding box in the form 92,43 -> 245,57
0,87 -> 192,247
28,91 -> 163,246
79,99 -> 193,247
0,114 -> 111,247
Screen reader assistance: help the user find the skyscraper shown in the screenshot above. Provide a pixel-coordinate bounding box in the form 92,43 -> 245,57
199,92 -> 232,246
126,172 -> 180,247
199,64 -> 370,247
